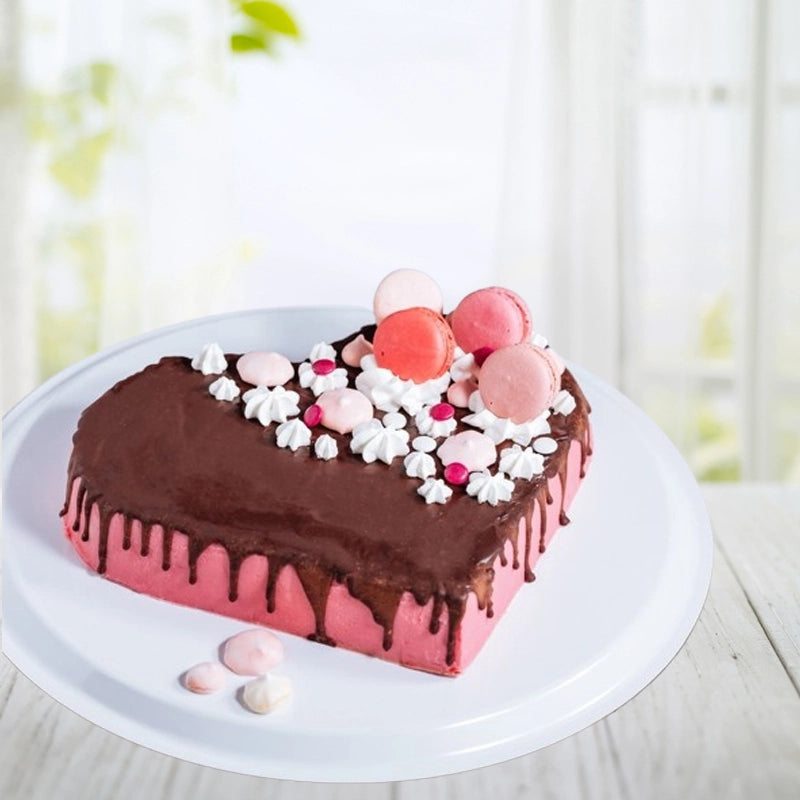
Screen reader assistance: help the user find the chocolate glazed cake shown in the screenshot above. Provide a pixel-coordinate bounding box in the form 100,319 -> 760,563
61,283 -> 592,676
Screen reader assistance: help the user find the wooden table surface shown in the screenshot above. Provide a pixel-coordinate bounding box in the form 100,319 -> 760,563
2,484 -> 799,799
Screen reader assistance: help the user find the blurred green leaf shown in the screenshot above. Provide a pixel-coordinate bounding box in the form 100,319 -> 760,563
240,1 -> 299,36
231,32 -> 268,52
49,130 -> 114,197
699,292 -> 733,359
89,62 -> 117,105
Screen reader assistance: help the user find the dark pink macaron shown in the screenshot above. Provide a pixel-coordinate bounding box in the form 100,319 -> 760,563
449,287 -> 532,355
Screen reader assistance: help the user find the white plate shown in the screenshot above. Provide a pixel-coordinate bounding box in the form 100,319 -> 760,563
2,308 -> 712,782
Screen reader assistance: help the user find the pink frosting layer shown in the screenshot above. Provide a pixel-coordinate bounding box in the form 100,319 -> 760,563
63,438 -> 590,676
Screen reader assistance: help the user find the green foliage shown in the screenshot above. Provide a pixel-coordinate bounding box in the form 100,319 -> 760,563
26,62 -> 118,197
36,223 -> 106,380
231,33 -> 269,52
692,401 -> 741,481
229,0 -> 300,55
89,62 -> 117,105
699,291 -> 734,359
240,1 -> 300,36
48,130 -> 114,198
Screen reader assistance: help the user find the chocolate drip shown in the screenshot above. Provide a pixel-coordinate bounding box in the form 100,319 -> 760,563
228,551 -> 244,602
471,565 -> 495,619
97,505 -> 112,574
522,510 -> 534,582
557,455 -> 569,527
140,522 -> 153,557
162,527 -> 174,571
510,522 -> 520,570
445,597 -> 467,666
122,516 -> 133,550
538,485 -> 548,555
187,537 -> 205,584
61,331 -> 592,668
60,470 -> 75,517
498,546 -> 508,568
429,593 -> 444,635
265,554 -> 287,613
294,562 -> 335,646
346,576 -> 403,651
73,482 -> 87,533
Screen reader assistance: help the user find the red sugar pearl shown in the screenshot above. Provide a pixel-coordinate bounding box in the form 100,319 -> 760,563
472,346 -> 495,367
303,404 -> 323,427
430,402 -> 455,421
312,358 -> 336,376
444,462 -> 469,486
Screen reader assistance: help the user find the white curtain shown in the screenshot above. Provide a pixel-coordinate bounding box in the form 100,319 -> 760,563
0,0 -> 238,411
0,0 -> 37,412
3,0 -> 798,481
496,0 -> 799,481
496,0 -> 635,388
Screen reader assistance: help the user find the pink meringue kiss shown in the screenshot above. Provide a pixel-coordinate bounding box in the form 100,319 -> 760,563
316,388 -> 374,434
183,661 -> 226,694
222,628 -> 284,676
341,334 -> 374,368
437,431 -> 497,473
478,342 -> 560,424
447,378 -> 477,408
237,351 -> 294,388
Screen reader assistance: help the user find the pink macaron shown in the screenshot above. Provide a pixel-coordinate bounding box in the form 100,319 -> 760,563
449,287 -> 532,355
477,342 -> 561,423
373,269 -> 443,324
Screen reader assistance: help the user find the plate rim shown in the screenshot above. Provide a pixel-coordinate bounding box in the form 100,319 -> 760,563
1,307 -> 714,782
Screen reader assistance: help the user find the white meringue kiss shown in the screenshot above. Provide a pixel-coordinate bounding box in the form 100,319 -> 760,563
242,673 -> 293,714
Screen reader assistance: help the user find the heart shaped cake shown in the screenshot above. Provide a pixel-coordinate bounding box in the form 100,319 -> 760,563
61,271 -> 592,675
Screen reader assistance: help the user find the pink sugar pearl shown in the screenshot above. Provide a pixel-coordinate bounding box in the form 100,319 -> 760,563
444,462 -> 469,486
303,404 -> 323,427
430,402 -> 455,421
312,359 -> 336,376
472,346 -> 494,367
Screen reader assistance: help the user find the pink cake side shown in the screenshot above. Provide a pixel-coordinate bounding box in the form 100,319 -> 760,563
63,439 -> 589,676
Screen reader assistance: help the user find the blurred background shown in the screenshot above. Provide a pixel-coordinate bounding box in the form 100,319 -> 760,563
1,0 -> 798,482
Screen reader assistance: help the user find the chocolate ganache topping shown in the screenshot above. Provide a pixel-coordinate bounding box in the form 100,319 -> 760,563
62,326 -> 591,665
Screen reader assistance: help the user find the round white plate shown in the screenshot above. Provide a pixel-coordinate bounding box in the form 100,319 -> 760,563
2,308 -> 712,782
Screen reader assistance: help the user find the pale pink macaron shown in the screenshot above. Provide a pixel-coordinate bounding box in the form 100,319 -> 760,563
373,269 -> 443,324
478,342 -> 561,424
222,629 -> 284,676
237,351 -> 294,387
539,345 -> 565,376
449,287 -> 532,355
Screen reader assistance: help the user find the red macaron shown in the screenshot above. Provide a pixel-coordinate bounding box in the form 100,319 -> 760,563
373,307 -> 455,383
